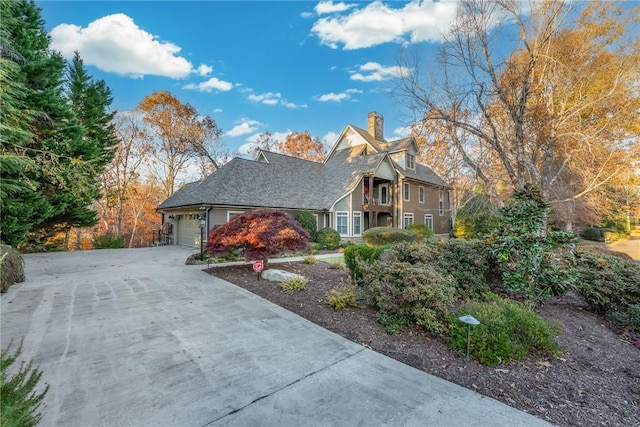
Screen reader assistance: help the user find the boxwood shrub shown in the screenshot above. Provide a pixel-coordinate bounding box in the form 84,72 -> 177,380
316,227 -> 341,250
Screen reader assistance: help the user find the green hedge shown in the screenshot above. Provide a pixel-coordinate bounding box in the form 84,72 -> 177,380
362,227 -> 416,246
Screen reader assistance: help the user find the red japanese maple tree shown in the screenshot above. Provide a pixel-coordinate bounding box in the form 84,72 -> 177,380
206,209 -> 309,264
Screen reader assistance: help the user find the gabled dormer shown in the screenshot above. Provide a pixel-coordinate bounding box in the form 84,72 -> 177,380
325,111 -> 388,161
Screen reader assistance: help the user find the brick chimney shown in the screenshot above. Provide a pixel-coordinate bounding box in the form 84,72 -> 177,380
367,111 -> 384,141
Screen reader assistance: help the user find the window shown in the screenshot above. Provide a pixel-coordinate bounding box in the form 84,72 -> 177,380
353,212 -> 362,236
419,186 -> 425,203
439,190 -> 444,216
403,183 -> 410,201
379,184 -> 389,205
336,212 -> 349,236
403,213 -> 414,229
424,214 -> 433,231
406,153 -> 415,170
227,211 -> 244,221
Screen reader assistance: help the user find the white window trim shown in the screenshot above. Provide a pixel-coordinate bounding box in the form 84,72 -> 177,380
336,211 -> 349,236
419,186 -> 425,204
227,211 -> 244,222
406,153 -> 415,170
403,212 -> 414,229
424,214 -> 434,231
353,211 -> 362,236
378,183 -> 389,205
403,182 -> 410,202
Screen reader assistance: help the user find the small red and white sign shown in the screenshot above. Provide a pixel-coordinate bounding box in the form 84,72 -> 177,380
252,260 -> 264,273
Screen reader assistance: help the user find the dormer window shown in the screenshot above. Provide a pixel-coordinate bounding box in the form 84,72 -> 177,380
406,153 -> 415,170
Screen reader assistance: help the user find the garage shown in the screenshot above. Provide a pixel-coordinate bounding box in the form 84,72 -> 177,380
176,214 -> 201,247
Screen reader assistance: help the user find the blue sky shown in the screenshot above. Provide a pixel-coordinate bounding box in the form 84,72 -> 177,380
37,0 -> 459,155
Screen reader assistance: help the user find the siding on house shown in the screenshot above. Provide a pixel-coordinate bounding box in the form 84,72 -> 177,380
157,111 -> 452,243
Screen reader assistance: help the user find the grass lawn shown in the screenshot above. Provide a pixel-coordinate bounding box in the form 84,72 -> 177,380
319,256 -> 345,266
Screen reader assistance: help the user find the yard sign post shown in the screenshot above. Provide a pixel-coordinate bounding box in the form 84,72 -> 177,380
253,260 -> 264,280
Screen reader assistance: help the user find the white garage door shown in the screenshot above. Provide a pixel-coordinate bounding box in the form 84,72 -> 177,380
176,215 -> 201,247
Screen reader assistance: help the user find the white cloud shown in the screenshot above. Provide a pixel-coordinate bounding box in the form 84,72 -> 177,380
282,100 -> 308,109
184,77 -> 233,92
350,62 -> 409,82
315,88 -> 362,102
322,131 -> 340,149
311,0 -> 457,50
248,92 -> 282,105
247,92 -> 306,108
196,64 -> 213,76
50,13 -> 196,78
271,131 -> 292,142
212,108 -> 223,114
238,142 -> 257,156
315,1 -> 356,15
393,126 -> 411,138
316,92 -> 349,102
227,119 -> 263,137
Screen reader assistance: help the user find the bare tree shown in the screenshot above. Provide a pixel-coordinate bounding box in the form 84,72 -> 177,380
398,0 -> 639,229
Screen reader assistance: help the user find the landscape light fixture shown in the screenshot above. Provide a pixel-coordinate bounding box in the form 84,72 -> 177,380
459,314 -> 480,359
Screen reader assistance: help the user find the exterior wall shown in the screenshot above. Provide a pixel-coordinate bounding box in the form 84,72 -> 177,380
399,180 -> 451,236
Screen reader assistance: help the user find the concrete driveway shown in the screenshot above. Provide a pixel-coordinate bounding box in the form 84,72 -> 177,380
1,246 -> 551,426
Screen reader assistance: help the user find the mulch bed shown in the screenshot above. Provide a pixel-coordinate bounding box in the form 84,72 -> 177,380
206,260 -> 640,427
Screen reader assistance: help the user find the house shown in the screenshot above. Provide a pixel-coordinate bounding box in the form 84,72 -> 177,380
157,112 -> 452,247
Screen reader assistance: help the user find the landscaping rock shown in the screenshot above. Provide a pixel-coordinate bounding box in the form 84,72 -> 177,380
261,269 -> 304,282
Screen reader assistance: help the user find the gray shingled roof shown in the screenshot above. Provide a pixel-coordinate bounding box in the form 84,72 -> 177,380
158,142 -> 449,210
158,148 -> 385,210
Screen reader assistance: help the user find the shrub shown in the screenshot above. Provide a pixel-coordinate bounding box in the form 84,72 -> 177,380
439,239 -> 493,299
1,339 -> 49,427
580,227 -> 603,242
303,255 -> 318,265
0,245 -> 25,293
295,210 -> 317,242
448,296 -> 562,366
280,276 -> 308,292
453,194 -> 500,239
92,232 -> 125,249
343,244 -> 386,279
406,223 -> 434,241
207,209 -> 308,263
488,185 -> 578,301
308,242 -> 322,254
327,261 -> 345,270
316,227 -> 341,250
360,260 -> 456,335
326,283 -> 360,310
574,246 -> 640,333
362,227 -> 416,246
383,240 -> 492,300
